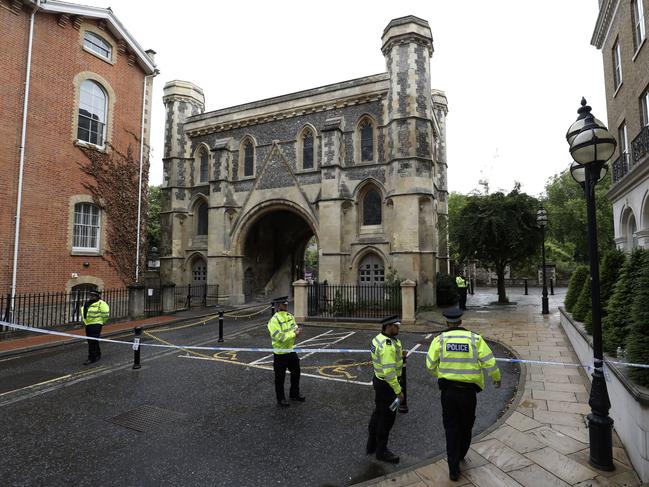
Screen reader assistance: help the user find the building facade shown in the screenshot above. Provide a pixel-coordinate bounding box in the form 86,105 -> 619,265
161,16 -> 449,306
1,0 -> 157,294
593,0 -> 649,249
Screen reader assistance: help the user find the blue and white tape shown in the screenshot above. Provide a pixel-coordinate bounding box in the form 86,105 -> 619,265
2,320 -> 649,370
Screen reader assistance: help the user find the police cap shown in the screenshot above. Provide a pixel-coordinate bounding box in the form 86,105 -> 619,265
380,315 -> 401,328
272,296 -> 289,306
89,290 -> 102,298
442,307 -> 463,324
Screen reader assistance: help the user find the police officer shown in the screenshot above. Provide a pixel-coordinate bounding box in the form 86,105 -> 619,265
456,274 -> 468,310
267,297 -> 305,407
426,308 -> 501,481
82,290 -> 110,365
367,315 -> 404,463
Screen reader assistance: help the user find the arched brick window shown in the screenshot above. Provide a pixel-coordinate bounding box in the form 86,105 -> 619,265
195,200 -> 208,236
78,80 -> 107,147
360,120 -> 374,162
243,140 -> 254,177
303,129 -> 314,169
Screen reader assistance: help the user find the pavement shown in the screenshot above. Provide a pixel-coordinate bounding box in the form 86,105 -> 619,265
363,288 -> 643,487
0,289 -> 643,486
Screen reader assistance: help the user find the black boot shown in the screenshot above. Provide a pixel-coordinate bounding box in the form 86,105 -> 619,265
376,449 -> 399,463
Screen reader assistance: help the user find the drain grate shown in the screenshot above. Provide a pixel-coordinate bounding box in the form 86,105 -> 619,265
107,405 -> 187,432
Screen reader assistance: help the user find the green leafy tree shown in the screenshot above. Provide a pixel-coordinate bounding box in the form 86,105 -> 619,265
543,169 -> 614,263
454,184 -> 541,303
564,265 -> 589,312
572,278 -> 591,325
146,185 -> 161,252
447,192 -> 470,266
604,249 -> 646,354
599,248 -> 626,318
625,251 -> 649,386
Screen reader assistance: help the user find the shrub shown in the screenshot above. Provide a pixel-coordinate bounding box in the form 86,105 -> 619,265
436,272 -> 458,306
565,266 -> 589,312
599,248 -> 626,315
572,278 -> 591,324
625,250 -> 649,386
603,249 -> 646,354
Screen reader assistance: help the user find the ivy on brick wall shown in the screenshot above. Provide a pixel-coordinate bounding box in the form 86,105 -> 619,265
78,143 -> 149,284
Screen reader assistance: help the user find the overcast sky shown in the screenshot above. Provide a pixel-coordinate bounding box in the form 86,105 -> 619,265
82,0 -> 606,197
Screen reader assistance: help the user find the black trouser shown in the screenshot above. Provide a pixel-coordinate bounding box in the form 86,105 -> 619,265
273,352 -> 300,401
441,385 -> 477,475
85,324 -> 103,360
368,376 -> 397,454
458,288 -> 467,310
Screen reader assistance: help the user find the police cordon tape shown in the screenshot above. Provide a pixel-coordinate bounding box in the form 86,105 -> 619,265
0,320 -> 645,371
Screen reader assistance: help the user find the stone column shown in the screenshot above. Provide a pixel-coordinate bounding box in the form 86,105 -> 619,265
293,279 -> 308,323
400,279 -> 416,326
128,284 -> 146,319
161,282 -> 176,313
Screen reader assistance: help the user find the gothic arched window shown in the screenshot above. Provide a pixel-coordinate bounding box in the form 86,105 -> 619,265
243,141 -> 254,177
363,189 -> 382,226
199,148 -> 209,182
196,200 -> 208,235
360,120 -> 374,162
303,130 -> 314,169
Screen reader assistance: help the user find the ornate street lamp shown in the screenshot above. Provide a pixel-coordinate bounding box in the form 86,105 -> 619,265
566,98 -> 616,471
536,207 -> 549,315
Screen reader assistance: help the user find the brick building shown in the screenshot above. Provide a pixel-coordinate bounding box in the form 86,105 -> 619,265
593,0 -> 649,249
0,0 -> 157,295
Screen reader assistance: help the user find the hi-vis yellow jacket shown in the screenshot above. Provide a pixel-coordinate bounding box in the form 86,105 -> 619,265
267,311 -> 298,354
426,328 -> 500,390
82,300 -> 110,326
456,276 -> 468,288
371,333 -> 403,395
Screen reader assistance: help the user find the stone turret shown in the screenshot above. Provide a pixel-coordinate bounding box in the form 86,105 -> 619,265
160,81 -> 205,283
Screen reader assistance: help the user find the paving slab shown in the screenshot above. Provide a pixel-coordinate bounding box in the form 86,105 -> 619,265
525,447 -> 598,484
528,426 -> 588,454
486,425 -> 546,454
508,464 -> 571,487
472,438 -> 534,472
462,464 -> 523,487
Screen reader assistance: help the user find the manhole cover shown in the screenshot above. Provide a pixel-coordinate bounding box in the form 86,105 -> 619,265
107,405 -> 187,432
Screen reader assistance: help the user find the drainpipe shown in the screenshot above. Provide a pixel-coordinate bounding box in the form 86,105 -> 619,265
135,69 -> 159,283
11,0 -> 41,307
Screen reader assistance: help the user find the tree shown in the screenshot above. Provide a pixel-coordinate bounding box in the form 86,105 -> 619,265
447,192 -> 470,266
564,265 -> 589,312
572,278 -> 591,327
454,185 -> 541,303
603,249 -> 646,354
543,169 -> 614,264
146,185 -> 161,253
625,251 -> 649,386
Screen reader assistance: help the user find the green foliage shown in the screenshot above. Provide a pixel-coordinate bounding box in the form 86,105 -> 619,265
436,272 -> 458,306
447,192 -> 469,265
146,185 -> 161,252
564,266 -> 589,312
543,169 -> 614,263
304,236 -> 318,274
572,278 -> 591,325
454,185 -> 541,303
603,250 -> 646,354
625,251 -> 649,386
599,248 -> 626,316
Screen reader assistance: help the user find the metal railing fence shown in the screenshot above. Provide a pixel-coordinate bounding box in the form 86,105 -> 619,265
307,282 -> 401,319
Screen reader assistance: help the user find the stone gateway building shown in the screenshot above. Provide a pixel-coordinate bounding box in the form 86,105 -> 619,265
160,16 -> 449,306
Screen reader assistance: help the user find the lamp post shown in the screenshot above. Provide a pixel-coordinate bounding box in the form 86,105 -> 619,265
566,98 -> 616,471
536,207 -> 549,315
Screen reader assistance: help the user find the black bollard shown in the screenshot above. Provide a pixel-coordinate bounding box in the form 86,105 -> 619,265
470,278 -> 475,295
524,278 -> 528,295
398,356 -> 408,413
218,310 -> 224,343
132,326 -> 142,370
550,278 -> 554,296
